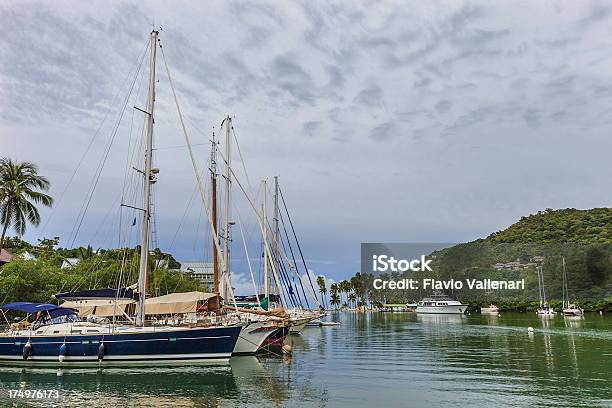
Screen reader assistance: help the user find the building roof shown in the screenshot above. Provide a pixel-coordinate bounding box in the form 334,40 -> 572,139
0,249 -> 13,264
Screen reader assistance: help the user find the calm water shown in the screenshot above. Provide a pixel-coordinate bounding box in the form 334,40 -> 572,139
0,312 -> 610,407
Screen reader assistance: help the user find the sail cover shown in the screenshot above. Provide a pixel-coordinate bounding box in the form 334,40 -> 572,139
53,288 -> 139,301
60,299 -> 134,318
1,302 -> 76,314
145,291 -> 219,315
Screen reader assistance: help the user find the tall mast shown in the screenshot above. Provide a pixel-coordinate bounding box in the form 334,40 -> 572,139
263,179 -> 269,299
136,30 -> 158,327
273,176 -> 280,290
211,132 -> 219,297
222,116 -> 231,301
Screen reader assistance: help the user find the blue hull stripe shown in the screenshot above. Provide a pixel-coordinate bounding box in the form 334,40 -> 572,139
0,326 -> 241,363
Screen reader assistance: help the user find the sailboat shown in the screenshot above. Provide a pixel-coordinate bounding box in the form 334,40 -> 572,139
561,257 -> 583,317
209,120 -> 289,355
536,265 -> 555,317
0,31 -> 242,365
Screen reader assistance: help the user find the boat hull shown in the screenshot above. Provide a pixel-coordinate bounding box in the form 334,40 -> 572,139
416,305 -> 466,314
0,326 -> 240,367
233,321 -> 279,355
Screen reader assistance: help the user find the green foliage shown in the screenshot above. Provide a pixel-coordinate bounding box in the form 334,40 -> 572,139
356,208 -> 612,308
487,208 -> 612,244
0,245 -> 204,305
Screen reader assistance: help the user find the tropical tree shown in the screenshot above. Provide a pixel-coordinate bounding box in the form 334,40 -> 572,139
316,275 -> 327,308
0,159 -> 53,254
348,292 -> 356,308
339,280 -> 351,305
330,283 -> 340,309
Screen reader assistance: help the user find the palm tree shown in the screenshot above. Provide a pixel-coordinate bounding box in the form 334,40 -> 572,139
330,283 -> 340,309
348,292 -> 356,308
339,280 -> 350,305
0,159 -> 53,254
316,275 -> 327,308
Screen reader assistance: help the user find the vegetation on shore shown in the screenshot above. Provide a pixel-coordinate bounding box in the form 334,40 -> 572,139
357,208 -> 612,312
0,237 -> 204,305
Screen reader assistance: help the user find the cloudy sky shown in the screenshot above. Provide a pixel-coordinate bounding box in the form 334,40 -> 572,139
2,1 -> 612,290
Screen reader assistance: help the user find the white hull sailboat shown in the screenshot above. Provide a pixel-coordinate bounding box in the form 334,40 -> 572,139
561,257 -> 584,317
536,265 -> 555,317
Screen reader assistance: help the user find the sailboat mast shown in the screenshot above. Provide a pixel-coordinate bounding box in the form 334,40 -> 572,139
562,256 -> 567,308
211,132 -> 219,297
136,30 -> 158,327
263,179 -> 269,299
222,116 -> 231,300
274,176 -> 280,288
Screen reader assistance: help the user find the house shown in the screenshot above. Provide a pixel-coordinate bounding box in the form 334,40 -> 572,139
19,251 -> 37,261
0,249 -> 13,266
61,258 -> 81,269
179,262 -> 215,286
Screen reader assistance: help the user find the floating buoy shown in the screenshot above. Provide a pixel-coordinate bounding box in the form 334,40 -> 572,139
282,344 -> 292,354
22,341 -> 32,360
527,327 -> 534,333
59,343 -> 67,363
97,343 -> 106,361
497,314 -> 501,317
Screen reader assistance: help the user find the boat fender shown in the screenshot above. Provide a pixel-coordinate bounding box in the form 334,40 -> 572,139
59,343 -> 67,363
97,343 -> 106,361
22,341 -> 32,360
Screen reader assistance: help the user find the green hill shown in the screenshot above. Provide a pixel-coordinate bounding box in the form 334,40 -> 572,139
486,208 -> 612,244
364,208 -> 612,311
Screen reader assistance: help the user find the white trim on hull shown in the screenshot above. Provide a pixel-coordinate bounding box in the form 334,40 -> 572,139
416,306 -> 466,314
0,353 -> 232,367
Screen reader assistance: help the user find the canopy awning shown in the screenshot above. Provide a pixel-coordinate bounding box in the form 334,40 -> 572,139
145,291 -> 219,315
61,299 -> 134,318
53,288 -> 139,301
1,302 -> 76,315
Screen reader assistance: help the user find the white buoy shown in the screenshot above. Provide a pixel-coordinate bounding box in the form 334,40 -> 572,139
528,327 -> 534,333
497,314 -> 501,317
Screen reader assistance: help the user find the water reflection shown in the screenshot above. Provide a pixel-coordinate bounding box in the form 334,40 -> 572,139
0,313 -> 609,407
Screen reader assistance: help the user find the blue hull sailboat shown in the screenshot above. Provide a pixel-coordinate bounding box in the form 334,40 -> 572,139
0,30 -> 241,366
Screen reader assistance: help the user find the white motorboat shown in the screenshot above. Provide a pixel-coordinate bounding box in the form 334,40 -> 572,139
480,304 -> 499,315
416,293 -> 467,314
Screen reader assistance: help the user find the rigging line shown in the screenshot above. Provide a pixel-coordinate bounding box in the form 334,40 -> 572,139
158,40 -> 233,303
167,182 -> 199,252
69,49 -> 148,248
119,51 -> 149,248
230,125 -> 254,199
214,146 -> 306,305
38,39 -> 150,239
279,208 -> 309,307
279,186 -> 320,305
233,200 -> 260,305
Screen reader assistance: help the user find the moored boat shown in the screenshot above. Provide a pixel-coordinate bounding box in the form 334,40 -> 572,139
416,293 -> 467,314
480,304 -> 499,315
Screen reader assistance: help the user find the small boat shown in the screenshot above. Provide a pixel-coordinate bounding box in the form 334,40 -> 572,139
561,257 -> 584,317
536,265 -> 555,317
480,304 -> 499,315
416,292 -> 467,314
305,319 -> 340,327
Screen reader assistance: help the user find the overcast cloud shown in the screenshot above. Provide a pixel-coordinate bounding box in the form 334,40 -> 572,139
2,1 -> 612,285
